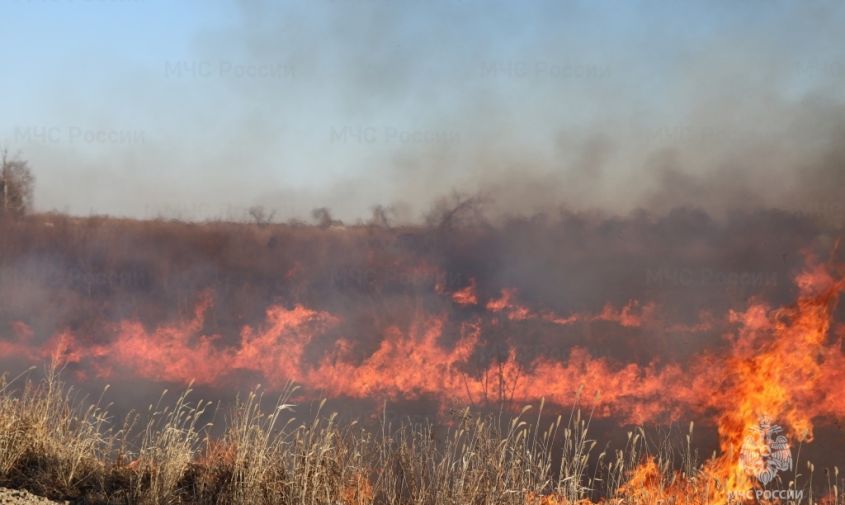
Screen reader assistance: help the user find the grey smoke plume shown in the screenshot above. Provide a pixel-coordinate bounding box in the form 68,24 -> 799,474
3,0 -> 843,221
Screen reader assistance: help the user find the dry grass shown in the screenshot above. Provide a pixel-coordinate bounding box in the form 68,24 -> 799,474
0,367 -> 839,505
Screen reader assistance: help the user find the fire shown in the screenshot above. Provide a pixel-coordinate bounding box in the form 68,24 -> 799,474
1,251 -> 843,504
485,287 -> 653,327
614,457 -> 708,504
702,257 -> 844,499
340,472 -> 373,505
610,254 -> 845,504
451,278 -> 478,306
3,258 -> 843,428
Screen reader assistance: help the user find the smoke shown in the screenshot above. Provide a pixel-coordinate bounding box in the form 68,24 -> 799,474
0,206 -> 837,379
3,0 -> 843,221
3,0 -> 845,476
0,189 -> 843,471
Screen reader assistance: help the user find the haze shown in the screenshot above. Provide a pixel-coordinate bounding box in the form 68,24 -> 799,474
3,0 -> 845,221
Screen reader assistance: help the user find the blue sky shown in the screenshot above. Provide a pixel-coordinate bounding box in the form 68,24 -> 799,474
2,0 -> 844,220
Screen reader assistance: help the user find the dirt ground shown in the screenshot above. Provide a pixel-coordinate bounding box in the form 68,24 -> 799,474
0,489 -> 64,505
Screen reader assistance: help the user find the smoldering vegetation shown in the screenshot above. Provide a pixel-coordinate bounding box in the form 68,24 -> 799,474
0,201 -> 843,503
0,201 -> 839,376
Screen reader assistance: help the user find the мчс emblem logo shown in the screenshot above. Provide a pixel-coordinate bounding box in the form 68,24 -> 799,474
739,416 -> 793,485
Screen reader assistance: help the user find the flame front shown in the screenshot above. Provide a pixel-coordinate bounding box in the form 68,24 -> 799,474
2,253 -> 844,504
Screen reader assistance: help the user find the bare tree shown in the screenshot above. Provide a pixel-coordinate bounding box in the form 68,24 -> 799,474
0,150 -> 35,217
311,207 -> 342,229
368,204 -> 393,228
248,205 -> 276,227
425,191 -> 487,230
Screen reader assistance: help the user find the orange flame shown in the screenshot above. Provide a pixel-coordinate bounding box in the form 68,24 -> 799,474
1,254 -> 844,505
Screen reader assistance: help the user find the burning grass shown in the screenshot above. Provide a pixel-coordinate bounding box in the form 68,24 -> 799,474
0,369 -> 840,505
1,215 -> 844,504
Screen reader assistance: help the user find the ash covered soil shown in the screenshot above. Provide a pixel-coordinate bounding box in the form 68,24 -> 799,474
0,489 -> 64,505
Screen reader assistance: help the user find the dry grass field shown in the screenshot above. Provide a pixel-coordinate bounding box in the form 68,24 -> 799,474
0,366 -> 838,505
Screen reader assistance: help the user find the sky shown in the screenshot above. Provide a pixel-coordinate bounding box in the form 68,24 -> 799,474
2,0 -> 844,222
